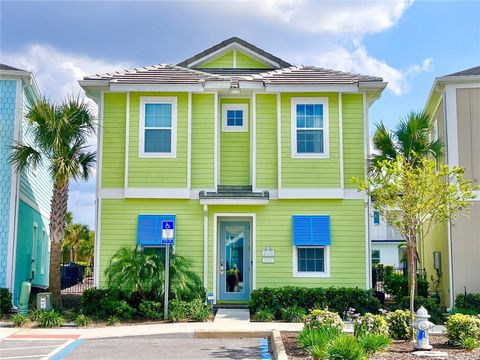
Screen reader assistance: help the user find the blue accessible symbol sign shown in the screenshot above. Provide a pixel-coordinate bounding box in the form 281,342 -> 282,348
161,220 -> 175,244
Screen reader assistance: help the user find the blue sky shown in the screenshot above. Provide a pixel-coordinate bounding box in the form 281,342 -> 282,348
1,0 -> 479,228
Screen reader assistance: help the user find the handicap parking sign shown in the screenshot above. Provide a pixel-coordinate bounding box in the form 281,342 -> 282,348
161,220 -> 175,244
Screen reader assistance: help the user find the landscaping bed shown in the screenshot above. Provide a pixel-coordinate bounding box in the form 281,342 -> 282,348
281,332 -> 480,360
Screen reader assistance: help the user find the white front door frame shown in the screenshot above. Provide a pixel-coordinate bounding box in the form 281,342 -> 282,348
213,213 -> 256,303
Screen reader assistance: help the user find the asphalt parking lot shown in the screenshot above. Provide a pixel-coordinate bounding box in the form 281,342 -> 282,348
0,334 -> 272,360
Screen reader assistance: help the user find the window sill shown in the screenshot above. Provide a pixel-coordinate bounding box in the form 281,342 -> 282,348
293,271 -> 331,278
291,153 -> 330,159
138,152 -> 177,159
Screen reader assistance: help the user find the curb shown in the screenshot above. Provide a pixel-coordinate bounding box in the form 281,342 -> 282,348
271,330 -> 288,360
194,329 -> 272,339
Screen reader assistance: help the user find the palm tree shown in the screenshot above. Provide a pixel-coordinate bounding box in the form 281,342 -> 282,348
370,111 -> 443,171
64,221 -> 90,262
11,98 -> 95,307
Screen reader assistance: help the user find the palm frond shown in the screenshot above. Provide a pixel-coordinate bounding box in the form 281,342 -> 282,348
10,142 -> 43,173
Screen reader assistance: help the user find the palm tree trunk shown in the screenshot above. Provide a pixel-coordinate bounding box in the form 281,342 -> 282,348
49,181 -> 69,308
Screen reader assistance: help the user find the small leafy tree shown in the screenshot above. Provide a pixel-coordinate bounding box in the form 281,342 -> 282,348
353,156 -> 477,331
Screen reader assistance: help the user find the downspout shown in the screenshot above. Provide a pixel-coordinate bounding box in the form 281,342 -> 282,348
203,205 -> 208,291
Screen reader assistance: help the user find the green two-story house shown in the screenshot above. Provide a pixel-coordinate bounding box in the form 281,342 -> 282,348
80,37 -> 386,303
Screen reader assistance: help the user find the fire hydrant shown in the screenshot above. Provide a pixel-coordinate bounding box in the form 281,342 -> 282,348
414,306 -> 435,350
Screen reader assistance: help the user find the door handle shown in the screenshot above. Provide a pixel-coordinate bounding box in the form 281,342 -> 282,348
220,259 -> 224,275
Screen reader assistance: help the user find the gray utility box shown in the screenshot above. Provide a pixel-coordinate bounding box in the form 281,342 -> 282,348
37,292 -> 52,311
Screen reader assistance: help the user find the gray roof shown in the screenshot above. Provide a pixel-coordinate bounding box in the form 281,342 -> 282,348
177,37 -> 292,68
0,63 -> 27,71
445,65 -> 480,77
83,64 -> 227,84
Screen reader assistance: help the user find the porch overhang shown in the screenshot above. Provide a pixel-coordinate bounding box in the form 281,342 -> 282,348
199,186 -> 269,205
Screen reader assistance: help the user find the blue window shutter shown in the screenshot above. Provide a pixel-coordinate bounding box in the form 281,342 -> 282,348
292,215 -> 331,246
137,214 -> 176,246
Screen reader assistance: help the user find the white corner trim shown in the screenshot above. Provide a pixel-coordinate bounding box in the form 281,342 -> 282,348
251,93 -> 256,190
363,92 -> 369,180
203,205 -> 208,290
94,91 -> 104,288
200,198 -> 269,205
214,92 -> 219,190
187,92 -> 192,190
124,92 -> 130,188
338,93 -> 344,188
445,84 -> 459,167
138,96 -> 177,158
221,103 -> 249,132
124,188 -> 190,199
290,97 -> 330,159
277,93 -> 282,190
292,245 -> 331,278
278,188 -> 343,199
365,198 -> 371,289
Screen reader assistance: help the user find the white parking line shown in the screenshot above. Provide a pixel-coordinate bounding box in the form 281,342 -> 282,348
0,355 -> 45,359
1,345 -> 59,351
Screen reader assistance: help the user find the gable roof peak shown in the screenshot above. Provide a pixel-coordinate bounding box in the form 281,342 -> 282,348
177,37 -> 292,69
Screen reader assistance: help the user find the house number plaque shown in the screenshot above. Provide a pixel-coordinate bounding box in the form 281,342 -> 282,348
262,246 -> 275,263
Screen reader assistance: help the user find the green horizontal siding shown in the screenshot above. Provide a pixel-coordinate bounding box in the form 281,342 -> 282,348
220,98 -> 250,185
236,51 -> 271,69
255,94 -> 278,188
102,93 -> 126,188
191,94 -> 215,188
281,93 -> 340,188
128,92 -> 188,188
342,94 -> 365,188
198,51 -> 233,68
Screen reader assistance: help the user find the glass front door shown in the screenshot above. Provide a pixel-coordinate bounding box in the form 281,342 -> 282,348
219,221 -> 250,301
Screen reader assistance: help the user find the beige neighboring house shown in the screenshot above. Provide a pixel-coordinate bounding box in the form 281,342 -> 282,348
424,65 -> 480,307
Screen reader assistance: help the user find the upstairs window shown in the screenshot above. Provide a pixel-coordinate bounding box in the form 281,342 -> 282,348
291,98 -> 329,158
139,97 -> 177,158
222,103 -> 248,132
373,210 -> 380,225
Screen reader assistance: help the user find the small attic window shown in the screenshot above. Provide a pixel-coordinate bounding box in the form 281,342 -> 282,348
222,104 -> 248,132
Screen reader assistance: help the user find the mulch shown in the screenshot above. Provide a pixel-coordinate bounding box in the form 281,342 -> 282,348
281,332 -> 480,360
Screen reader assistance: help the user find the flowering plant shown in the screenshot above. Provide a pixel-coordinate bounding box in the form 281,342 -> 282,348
353,312 -> 389,337
304,309 -> 344,330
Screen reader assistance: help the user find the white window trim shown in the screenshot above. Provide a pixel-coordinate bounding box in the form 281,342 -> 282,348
293,245 -> 330,278
291,97 -> 329,159
32,222 -> 38,276
222,103 -> 248,132
139,96 -> 177,158
40,228 -> 47,275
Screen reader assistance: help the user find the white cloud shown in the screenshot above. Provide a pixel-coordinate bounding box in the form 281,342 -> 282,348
2,44 -> 132,110
247,0 -> 414,35
308,44 -> 432,95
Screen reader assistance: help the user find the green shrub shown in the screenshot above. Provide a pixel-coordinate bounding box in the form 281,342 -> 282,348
297,326 -> 341,350
326,334 -> 365,360
358,334 -> 391,354
305,309 -> 344,330
309,344 -> 327,360
397,296 -> 443,324
0,288 -> 12,315
353,313 -> 389,337
37,310 -> 64,328
445,313 -> 480,344
74,314 -> 92,327
386,310 -> 412,340
98,297 -> 134,319
460,337 -> 479,351
81,288 -> 121,316
11,313 -> 30,327
281,305 -> 306,322
384,274 -> 429,300
249,286 -> 381,320
139,300 -> 163,320
107,315 -> 119,326
29,308 -> 44,322
450,307 -> 479,316
252,309 -> 275,322
455,294 -> 480,314
168,299 -> 209,322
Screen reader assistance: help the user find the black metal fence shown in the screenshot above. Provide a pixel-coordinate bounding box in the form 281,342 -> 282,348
60,262 -> 94,294
372,265 -> 427,296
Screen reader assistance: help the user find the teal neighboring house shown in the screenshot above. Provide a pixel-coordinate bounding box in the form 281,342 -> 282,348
0,64 -> 52,305
80,38 -> 387,303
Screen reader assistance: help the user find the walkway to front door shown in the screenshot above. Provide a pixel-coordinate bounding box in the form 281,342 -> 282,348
218,221 -> 250,301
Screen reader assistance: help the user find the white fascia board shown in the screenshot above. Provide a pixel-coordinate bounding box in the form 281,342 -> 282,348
203,81 -> 231,89
124,187 -> 190,199
265,84 -> 357,93
0,70 -> 33,79
109,83 -> 204,92
436,75 -> 480,83
357,81 -> 388,91
78,80 -> 110,90
98,188 -> 124,199
199,198 -> 269,205
278,188 -> 344,199
238,80 -> 265,90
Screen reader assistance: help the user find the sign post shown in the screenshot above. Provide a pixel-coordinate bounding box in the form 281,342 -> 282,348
161,220 -> 175,320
